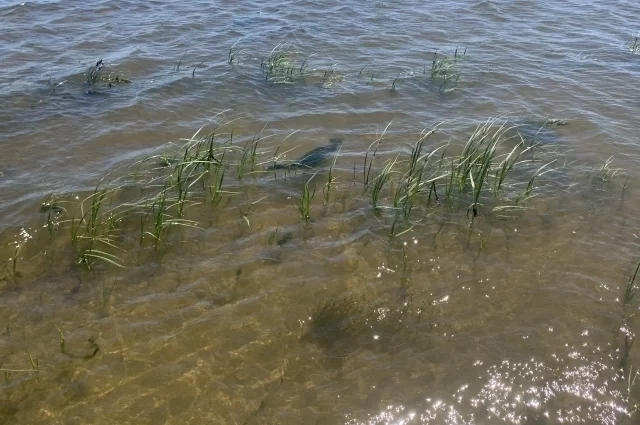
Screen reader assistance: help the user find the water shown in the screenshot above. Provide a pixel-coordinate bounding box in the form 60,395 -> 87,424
1,0 -> 640,423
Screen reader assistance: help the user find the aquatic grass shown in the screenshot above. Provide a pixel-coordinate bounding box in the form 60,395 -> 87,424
260,45 -> 297,84
515,159 -> 555,204
428,47 -> 466,90
101,279 -> 117,309
363,122 -> 393,188
60,178 -> 132,268
493,139 -> 527,195
237,136 -> 261,179
299,174 -> 317,223
4,115 -> 567,276
0,352 -> 40,375
147,187 -> 169,249
390,74 -> 400,92
320,67 -> 344,88
624,260 -> 640,306
228,40 -> 245,65
41,196 -> 65,239
265,131 -> 301,174
191,61 -> 204,78
260,45 -> 319,85
144,189 -> 200,250
237,196 -> 268,230
323,146 -> 341,204
394,135 -> 447,218
467,136 -> 499,218
78,247 -> 125,269
85,59 -> 131,88
371,155 -> 399,209
437,118 -> 509,215
86,59 -> 104,85
359,117 -> 552,227
175,53 -> 187,72
593,155 -> 622,183
209,159 -> 226,205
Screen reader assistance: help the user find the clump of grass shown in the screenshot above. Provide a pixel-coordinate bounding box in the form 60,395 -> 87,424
390,74 -> 400,92
371,156 -> 398,209
299,174 -> 317,223
363,123 -> 392,188
592,156 -> 623,183
323,146 -> 340,204
515,159 -> 555,204
228,39 -> 245,65
86,59 -> 105,85
358,117 -> 555,232
320,67 -> 344,88
86,59 -> 131,89
191,61 -> 205,78
237,135 -> 261,179
260,45 -> 312,85
6,228 -> 33,283
78,247 -> 125,269
624,260 -> 640,306
392,132 -> 446,219
67,181 -> 127,268
175,53 -> 187,71
428,47 -> 466,91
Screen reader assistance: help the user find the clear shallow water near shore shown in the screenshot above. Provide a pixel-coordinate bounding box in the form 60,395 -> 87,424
1,0 -> 640,424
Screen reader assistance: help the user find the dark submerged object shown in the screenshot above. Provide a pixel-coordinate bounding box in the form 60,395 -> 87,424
515,118 -> 569,145
269,137 -> 342,170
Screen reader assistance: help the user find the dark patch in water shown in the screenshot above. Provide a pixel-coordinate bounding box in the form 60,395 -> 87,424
302,294 -> 433,359
513,118 -> 569,145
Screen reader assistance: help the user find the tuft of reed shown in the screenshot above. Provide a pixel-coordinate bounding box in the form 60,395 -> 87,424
390,74 -> 400,92
86,59 -> 104,85
363,122 -> 392,189
592,155 -> 622,183
237,136 -> 261,179
371,156 -> 398,209
192,61 -> 205,78
624,260 -> 640,306
320,67 -> 344,88
357,117 -> 553,231
515,159 -> 555,204
299,174 -> 317,223
428,47 -> 466,90
228,40 -> 245,65
175,52 -> 187,72
86,59 -> 131,87
260,45 -> 313,85
323,146 -> 340,204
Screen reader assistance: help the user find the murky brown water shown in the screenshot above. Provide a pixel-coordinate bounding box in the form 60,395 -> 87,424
2,0 -> 640,424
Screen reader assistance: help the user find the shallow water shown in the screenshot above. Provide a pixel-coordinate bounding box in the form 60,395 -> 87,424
2,0 -> 640,424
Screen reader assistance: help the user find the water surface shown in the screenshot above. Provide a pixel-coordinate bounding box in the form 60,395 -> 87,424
1,0 -> 640,424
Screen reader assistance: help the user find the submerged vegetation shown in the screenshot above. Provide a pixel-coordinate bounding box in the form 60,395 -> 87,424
85,59 -> 131,90
628,36 -> 640,54
233,43 -> 467,90
2,113 -> 622,279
